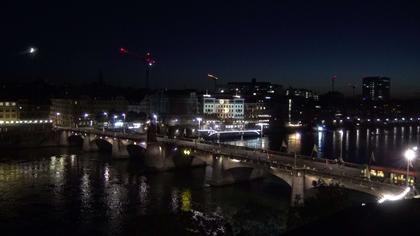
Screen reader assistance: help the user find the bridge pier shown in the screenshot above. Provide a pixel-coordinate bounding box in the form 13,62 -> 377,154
206,155 -> 266,186
82,134 -> 98,152
59,130 -> 70,146
290,171 -> 305,206
111,139 -> 129,158
144,142 -> 176,170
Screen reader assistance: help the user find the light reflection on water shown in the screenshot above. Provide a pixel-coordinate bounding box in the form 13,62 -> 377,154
0,149 -> 289,235
224,125 -> 420,168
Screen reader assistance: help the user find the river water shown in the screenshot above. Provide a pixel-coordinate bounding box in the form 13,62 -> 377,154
0,148 -> 290,236
224,125 -> 420,169
2,126 -> 413,235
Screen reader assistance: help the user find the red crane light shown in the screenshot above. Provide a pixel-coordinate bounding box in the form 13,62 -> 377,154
145,52 -> 155,66
120,47 -> 128,54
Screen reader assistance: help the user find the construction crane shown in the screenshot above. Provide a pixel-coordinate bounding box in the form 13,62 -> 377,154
120,47 -> 156,90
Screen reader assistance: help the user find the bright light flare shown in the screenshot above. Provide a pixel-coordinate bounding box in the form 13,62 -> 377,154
378,187 -> 411,204
207,74 -> 219,80
405,149 -> 416,161
120,47 -> 128,54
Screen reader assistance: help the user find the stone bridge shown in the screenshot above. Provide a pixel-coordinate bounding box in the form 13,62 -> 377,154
54,127 -> 414,206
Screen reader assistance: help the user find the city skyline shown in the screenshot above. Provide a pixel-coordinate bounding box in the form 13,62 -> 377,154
2,0 -> 420,97
3,1 -> 420,235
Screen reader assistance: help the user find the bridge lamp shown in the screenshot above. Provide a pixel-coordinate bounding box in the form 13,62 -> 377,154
196,117 -> 202,129
103,112 -> 108,116
404,148 -> 416,186
84,113 -> 89,118
183,149 -> 191,156
256,123 -> 265,137
405,149 -> 416,161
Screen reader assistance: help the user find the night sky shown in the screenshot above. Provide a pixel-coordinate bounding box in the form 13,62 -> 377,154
2,0 -> 420,96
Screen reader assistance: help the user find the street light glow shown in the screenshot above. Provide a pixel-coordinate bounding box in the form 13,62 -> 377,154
404,149 -> 416,161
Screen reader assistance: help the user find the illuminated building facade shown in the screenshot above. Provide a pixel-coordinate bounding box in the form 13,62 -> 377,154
362,76 -> 391,101
0,101 -> 19,122
202,94 -> 244,120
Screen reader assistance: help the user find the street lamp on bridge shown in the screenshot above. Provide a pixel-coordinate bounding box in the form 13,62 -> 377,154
55,112 -> 61,126
404,147 -> 417,186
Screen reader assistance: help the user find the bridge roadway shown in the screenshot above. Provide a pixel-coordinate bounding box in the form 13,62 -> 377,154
57,127 -> 147,140
161,137 -> 413,204
162,139 -> 399,181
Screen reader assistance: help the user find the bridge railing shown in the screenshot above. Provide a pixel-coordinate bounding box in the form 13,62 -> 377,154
55,127 -> 146,140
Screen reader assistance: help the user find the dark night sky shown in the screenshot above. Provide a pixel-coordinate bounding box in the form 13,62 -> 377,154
2,0 -> 420,96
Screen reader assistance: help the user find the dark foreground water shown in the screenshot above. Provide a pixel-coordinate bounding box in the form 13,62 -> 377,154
0,148 -> 291,236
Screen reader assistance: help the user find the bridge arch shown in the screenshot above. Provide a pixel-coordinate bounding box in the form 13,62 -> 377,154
94,137 -> 113,153
68,134 -> 83,146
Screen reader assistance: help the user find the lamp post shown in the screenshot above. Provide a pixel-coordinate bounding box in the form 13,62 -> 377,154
404,148 -> 416,186
196,117 -> 202,141
293,132 -> 301,168
256,123 -> 264,138
102,112 -> 108,132
122,113 -> 126,134
83,113 -> 90,127
55,112 -> 61,127
152,113 -> 158,134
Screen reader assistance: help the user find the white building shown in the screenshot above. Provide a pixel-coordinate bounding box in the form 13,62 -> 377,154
0,101 -> 19,122
203,94 -> 244,119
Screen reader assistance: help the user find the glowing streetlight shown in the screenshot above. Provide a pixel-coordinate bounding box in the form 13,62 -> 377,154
196,117 -> 202,130
122,113 -> 126,133
55,112 -> 61,126
256,123 -> 265,137
84,113 -> 89,118
404,148 -> 416,186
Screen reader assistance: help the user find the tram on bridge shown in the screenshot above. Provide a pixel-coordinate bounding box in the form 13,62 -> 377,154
364,165 -> 416,186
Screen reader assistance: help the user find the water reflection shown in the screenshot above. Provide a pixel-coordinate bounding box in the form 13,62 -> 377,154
223,125 -> 420,168
181,189 -> 192,212
287,132 -> 301,154
0,149 -> 290,235
139,176 -> 149,215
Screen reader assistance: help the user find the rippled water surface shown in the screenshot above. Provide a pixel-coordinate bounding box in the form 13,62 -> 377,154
0,148 -> 290,235
225,125 -> 420,168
